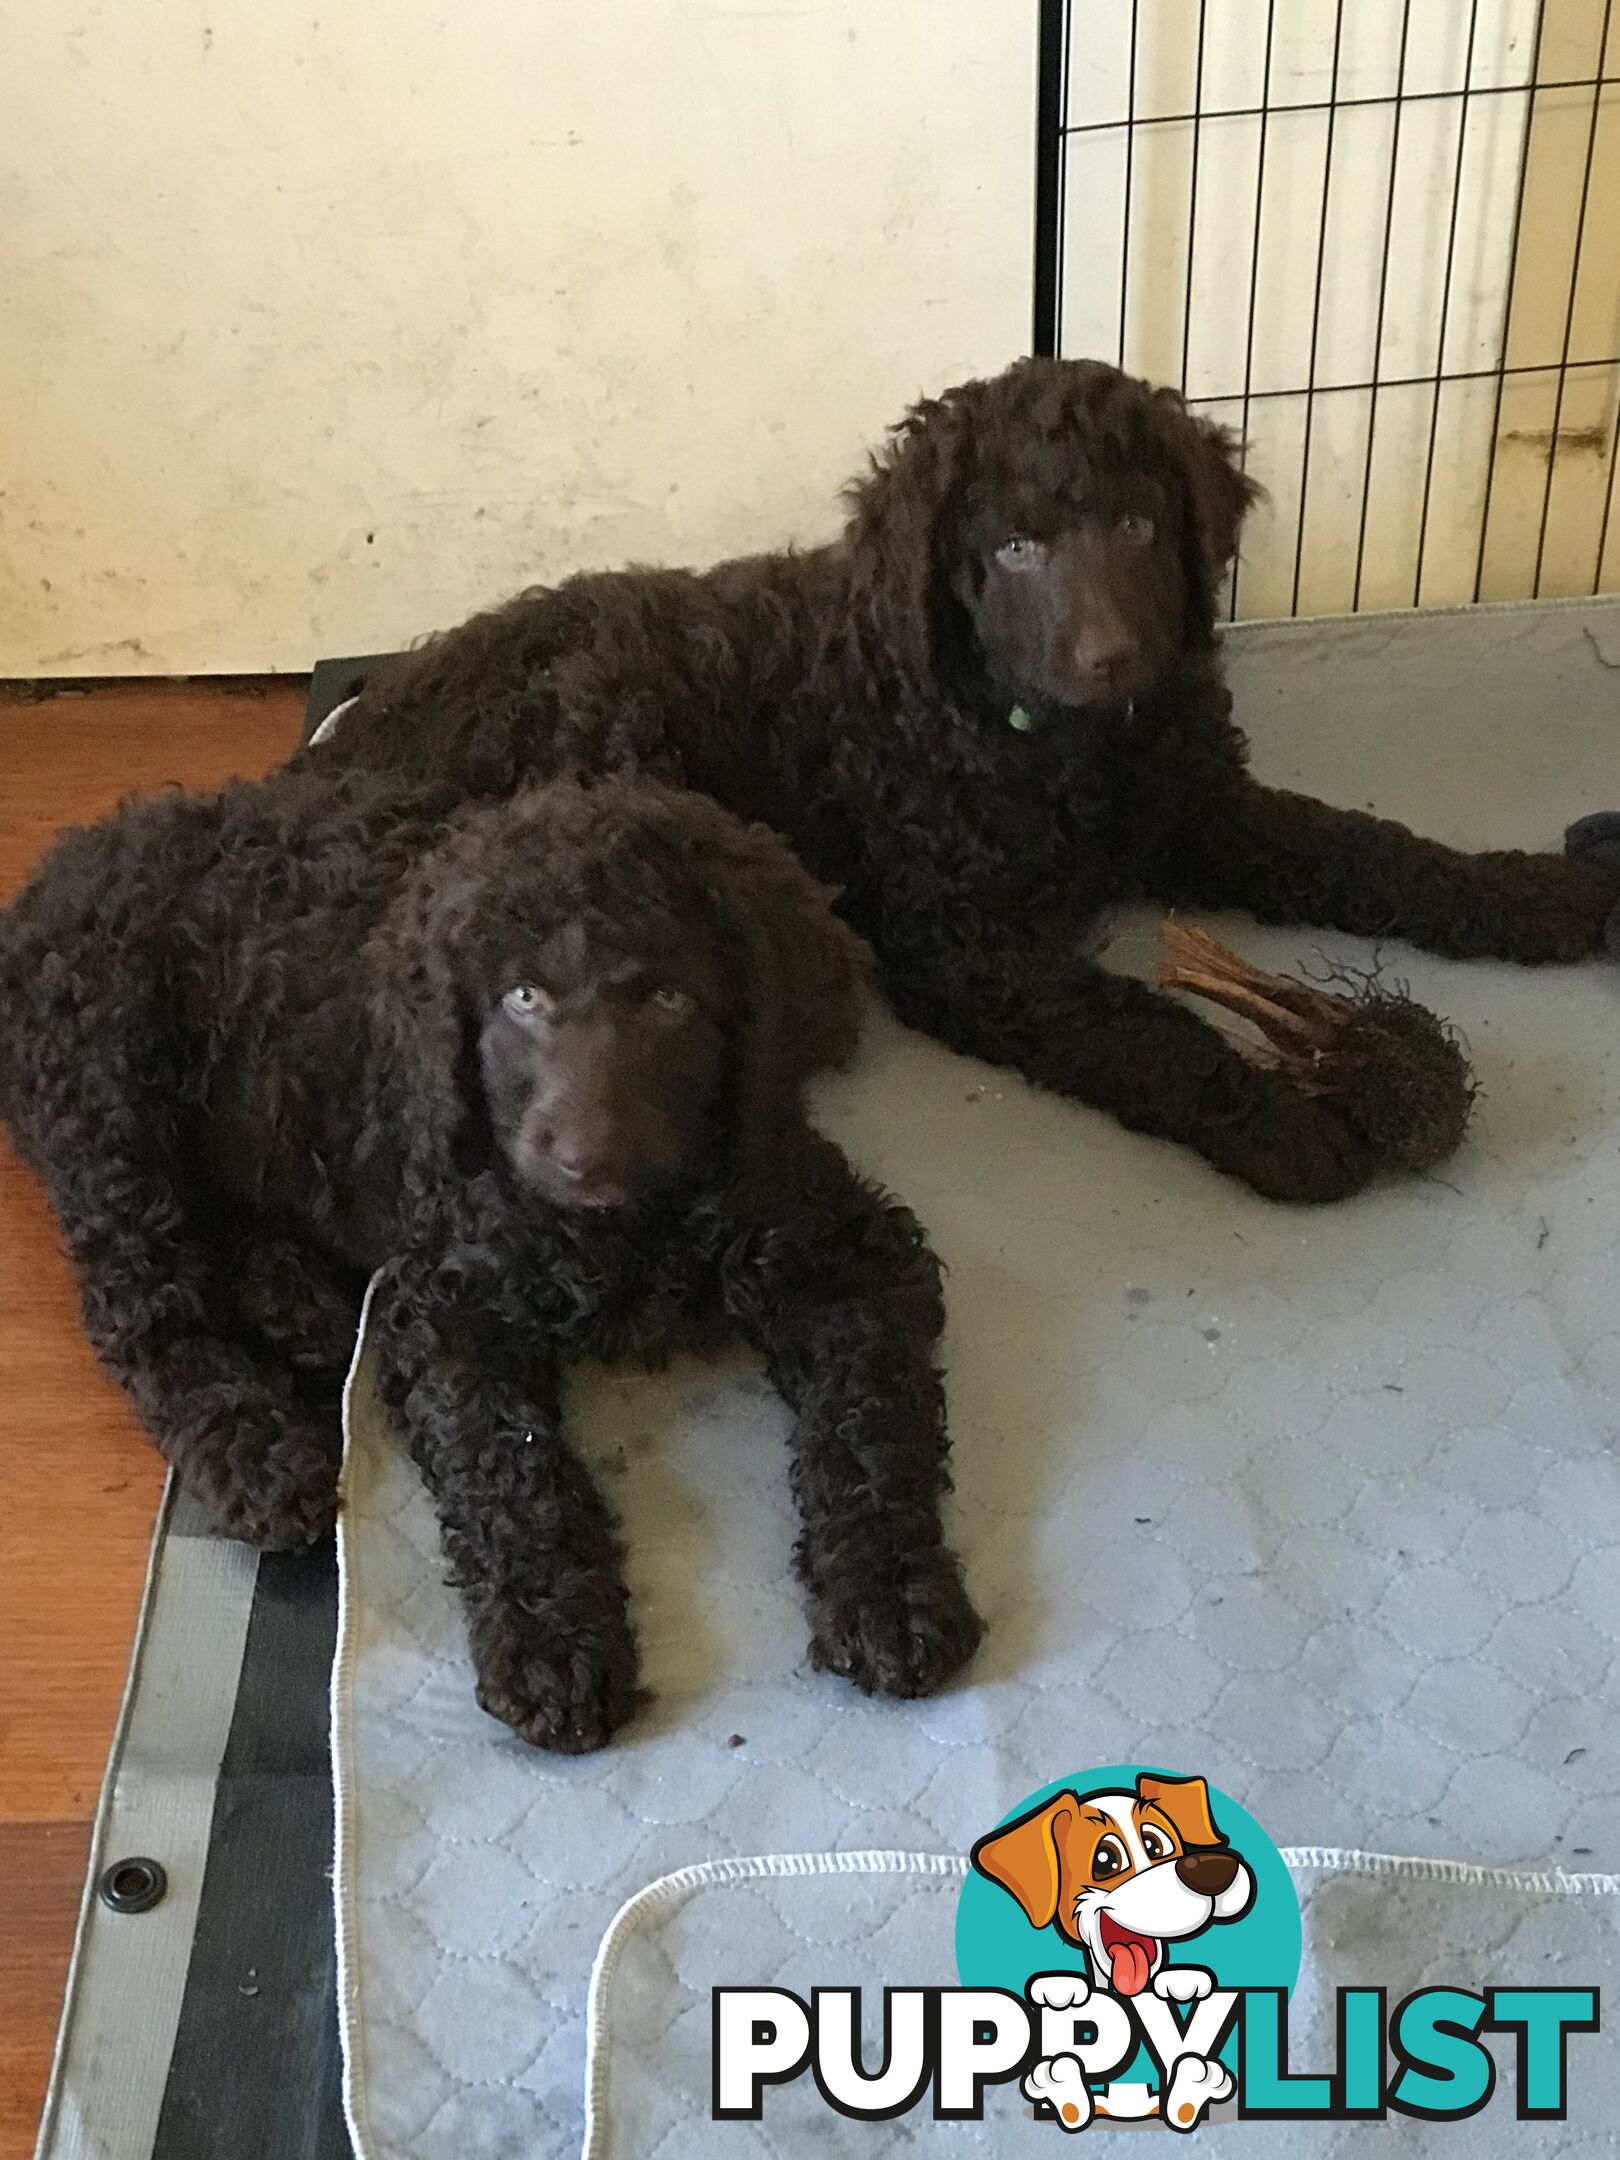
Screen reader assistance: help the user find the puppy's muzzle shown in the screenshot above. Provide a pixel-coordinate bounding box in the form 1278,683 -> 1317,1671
1175,1849 -> 1238,1897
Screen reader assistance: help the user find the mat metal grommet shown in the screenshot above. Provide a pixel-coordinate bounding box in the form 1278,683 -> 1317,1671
98,1856 -> 167,1914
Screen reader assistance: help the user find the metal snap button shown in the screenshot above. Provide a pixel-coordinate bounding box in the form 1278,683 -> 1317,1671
98,1856 -> 167,1913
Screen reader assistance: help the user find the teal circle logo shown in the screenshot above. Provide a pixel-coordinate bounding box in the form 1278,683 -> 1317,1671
956,1766 -> 1300,2111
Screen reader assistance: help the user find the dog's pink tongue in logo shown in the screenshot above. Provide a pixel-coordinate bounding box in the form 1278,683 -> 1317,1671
1099,1915 -> 1157,1996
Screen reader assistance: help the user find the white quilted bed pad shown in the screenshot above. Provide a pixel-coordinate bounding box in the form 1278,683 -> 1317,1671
331,599 -> 1620,2155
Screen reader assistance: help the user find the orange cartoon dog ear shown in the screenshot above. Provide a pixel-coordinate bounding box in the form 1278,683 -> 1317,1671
1138,1773 -> 1225,1849
970,1793 -> 1081,1928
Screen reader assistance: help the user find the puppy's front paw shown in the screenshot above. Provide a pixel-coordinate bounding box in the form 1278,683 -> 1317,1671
1029,1971 -> 1092,2012
1217,1094 -> 1382,1205
223,1480 -> 339,1551
187,1406 -> 341,1550
1566,812 -> 1620,878
1162,2055 -> 1234,2132
1023,2055 -> 1092,2132
809,1546 -> 982,1699
1566,814 -> 1620,955
1153,1964 -> 1214,2005
469,1601 -> 643,1754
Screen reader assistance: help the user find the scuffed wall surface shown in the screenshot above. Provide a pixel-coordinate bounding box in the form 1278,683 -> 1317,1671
1,2 -> 1034,675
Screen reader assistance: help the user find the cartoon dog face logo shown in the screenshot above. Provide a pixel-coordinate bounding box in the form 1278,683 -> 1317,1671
970,1773 -> 1255,1997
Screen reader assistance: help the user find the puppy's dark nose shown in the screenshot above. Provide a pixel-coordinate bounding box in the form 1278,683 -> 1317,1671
1175,1849 -> 1238,1896
550,1135 -> 611,1181
1073,627 -> 1140,682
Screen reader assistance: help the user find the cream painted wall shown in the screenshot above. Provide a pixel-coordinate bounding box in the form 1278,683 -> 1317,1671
2,2 -> 1036,675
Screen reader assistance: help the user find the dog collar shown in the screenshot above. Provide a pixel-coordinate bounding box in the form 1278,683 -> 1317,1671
1007,698 -> 1135,734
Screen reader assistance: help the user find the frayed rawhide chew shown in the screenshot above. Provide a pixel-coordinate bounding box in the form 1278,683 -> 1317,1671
1159,923 -> 1476,1174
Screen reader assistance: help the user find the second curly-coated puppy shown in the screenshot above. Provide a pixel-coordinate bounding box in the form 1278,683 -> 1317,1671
0,771 -> 981,1750
305,357 -> 1620,1205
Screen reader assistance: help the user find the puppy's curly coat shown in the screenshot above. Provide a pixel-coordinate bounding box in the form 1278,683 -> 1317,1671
306,357 -> 1620,1202
0,772 -> 979,1750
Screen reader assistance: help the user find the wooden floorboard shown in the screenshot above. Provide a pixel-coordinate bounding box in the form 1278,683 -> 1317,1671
0,1824 -> 92,2160
0,680 -> 306,2160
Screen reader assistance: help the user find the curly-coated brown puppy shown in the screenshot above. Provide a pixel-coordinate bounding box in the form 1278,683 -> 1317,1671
304,356 -> 1620,1203
0,771 -> 979,1750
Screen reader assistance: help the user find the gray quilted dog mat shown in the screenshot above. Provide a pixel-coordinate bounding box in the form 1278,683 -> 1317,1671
332,598 -> 1620,2155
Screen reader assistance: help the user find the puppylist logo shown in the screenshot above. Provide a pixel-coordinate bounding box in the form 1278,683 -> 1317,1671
712,1767 -> 1601,2133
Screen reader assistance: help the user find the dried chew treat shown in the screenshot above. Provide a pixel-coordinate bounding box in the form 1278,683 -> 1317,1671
1159,922 -> 1476,1175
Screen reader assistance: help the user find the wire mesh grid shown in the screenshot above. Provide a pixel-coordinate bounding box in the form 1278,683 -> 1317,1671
1034,0 -> 1620,619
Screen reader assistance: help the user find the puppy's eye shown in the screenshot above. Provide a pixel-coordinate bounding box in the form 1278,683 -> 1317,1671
648,984 -> 693,1017
1119,513 -> 1156,548
1140,1825 -> 1172,1861
502,983 -> 553,1021
1092,1835 -> 1128,1880
995,535 -> 1047,571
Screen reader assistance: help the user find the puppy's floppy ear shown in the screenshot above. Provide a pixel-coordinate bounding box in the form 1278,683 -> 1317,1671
1150,389 -> 1260,579
843,388 -> 972,701
362,830 -> 486,1197
971,1792 -> 1084,1931
675,798 -> 872,1161
1137,1772 -> 1225,1850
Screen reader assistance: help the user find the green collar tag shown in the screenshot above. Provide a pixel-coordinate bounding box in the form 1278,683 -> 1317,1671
1007,704 -> 1034,733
